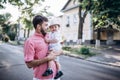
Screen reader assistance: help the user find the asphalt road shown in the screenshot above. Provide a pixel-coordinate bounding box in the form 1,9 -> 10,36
0,43 -> 120,80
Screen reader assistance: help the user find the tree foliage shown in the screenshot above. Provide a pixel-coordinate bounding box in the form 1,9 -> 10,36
0,13 -> 11,25
19,0 -> 47,37
0,13 -> 11,34
88,0 -> 120,29
0,0 -> 50,38
76,0 -> 120,42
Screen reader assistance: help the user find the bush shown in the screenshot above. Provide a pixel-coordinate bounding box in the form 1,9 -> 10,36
62,46 -> 72,51
4,37 -> 9,42
80,46 -> 90,55
2,34 -> 9,42
8,32 -> 16,41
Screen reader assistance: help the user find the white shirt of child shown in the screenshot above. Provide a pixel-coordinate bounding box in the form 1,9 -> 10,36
48,31 -> 62,51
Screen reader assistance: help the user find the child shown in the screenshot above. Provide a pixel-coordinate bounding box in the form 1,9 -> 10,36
42,23 -> 63,79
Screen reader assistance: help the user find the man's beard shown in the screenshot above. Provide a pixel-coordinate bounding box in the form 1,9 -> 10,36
41,28 -> 46,37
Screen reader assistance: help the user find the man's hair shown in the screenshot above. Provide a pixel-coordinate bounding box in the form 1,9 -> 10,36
32,15 -> 48,29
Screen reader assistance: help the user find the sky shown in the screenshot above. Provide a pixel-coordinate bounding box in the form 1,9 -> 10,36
43,0 -> 68,16
0,0 -> 68,21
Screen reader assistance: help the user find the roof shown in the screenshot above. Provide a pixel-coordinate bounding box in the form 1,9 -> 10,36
61,0 -> 79,12
61,0 -> 71,11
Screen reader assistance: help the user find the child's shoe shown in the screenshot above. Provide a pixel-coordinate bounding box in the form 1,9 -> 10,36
42,68 -> 53,76
54,71 -> 63,79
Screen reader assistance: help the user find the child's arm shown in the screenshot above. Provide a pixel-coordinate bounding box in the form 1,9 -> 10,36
45,33 -> 58,43
53,49 -> 63,56
45,38 -> 58,43
50,32 -> 60,43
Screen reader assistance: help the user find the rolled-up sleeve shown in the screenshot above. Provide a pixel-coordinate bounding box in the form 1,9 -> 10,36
24,39 -> 35,62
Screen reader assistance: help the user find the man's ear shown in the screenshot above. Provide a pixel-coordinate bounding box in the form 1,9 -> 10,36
36,24 -> 41,29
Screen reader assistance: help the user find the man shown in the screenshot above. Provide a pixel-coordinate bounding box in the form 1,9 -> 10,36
24,15 -> 62,80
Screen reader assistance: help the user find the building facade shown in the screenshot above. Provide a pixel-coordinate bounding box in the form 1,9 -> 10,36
57,0 -> 93,44
50,0 -> 120,45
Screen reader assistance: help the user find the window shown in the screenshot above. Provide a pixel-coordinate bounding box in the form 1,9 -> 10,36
66,16 -> 70,27
73,14 -> 77,24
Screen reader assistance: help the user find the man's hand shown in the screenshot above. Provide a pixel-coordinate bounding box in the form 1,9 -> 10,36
25,52 -> 57,68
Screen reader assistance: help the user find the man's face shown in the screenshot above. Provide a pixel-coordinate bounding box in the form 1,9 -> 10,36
40,21 -> 48,36
41,21 -> 48,31
36,21 -> 48,36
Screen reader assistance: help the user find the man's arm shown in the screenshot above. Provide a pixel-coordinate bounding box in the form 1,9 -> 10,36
25,51 -> 57,68
26,57 -> 49,68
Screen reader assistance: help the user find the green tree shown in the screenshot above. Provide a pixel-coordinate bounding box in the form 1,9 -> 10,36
0,13 -> 11,41
75,0 -> 120,45
20,0 -> 47,37
91,0 -> 120,28
0,13 -> 11,25
89,0 -> 120,46
0,12 -> 19,41
0,0 -> 47,38
0,13 -> 11,33
7,23 -> 18,41
75,0 -> 93,44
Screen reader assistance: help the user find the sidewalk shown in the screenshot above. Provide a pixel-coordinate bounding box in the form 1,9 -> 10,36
87,45 -> 120,67
86,46 -> 120,67
64,45 -> 120,67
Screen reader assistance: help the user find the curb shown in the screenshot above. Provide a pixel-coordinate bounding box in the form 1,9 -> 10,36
63,52 -> 120,68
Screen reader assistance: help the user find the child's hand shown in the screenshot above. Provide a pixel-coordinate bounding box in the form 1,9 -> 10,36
47,51 -> 57,61
45,38 -> 49,43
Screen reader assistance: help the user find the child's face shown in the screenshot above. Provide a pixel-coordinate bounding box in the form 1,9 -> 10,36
49,25 -> 59,32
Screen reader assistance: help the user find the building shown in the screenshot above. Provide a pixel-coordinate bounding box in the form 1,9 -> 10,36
53,0 -> 93,44
50,0 -> 120,45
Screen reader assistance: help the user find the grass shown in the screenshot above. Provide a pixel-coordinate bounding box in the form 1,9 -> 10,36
62,46 -> 97,59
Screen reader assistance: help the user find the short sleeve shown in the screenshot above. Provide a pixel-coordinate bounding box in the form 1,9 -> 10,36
24,39 -> 35,62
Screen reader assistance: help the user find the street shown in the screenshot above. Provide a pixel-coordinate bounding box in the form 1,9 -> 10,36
0,43 -> 33,80
0,43 -> 120,80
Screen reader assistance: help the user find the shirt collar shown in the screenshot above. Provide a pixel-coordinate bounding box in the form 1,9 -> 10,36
34,32 -> 44,38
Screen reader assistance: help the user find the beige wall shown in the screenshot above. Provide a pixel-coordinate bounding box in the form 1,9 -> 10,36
61,8 -> 79,42
61,7 -> 93,42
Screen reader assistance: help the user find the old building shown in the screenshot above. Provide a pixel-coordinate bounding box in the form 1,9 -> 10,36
56,0 -> 93,44
50,0 -> 120,45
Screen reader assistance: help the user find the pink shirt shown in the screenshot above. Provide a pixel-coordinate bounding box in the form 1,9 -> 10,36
24,32 -> 57,79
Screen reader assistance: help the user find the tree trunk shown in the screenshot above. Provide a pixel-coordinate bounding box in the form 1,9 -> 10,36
27,29 -> 30,38
24,29 -> 26,38
78,0 -> 83,44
